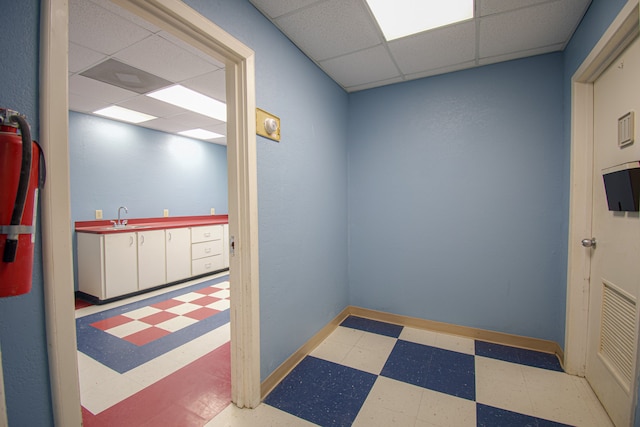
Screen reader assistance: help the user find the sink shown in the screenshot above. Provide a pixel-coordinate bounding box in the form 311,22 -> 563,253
99,225 -> 153,231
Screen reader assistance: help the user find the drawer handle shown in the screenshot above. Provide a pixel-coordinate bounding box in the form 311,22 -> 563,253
205,263 -> 212,269
205,248 -> 211,253
204,232 -> 211,237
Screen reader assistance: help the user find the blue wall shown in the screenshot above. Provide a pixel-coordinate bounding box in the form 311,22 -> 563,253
69,111 -> 228,221
69,111 -> 229,290
347,53 -> 566,344
184,0 -> 351,379
0,0 -> 635,425
0,0 -> 55,425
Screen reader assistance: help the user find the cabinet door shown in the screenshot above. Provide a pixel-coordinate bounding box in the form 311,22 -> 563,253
77,232 -> 106,299
223,224 -> 229,268
104,233 -> 138,298
138,230 -> 166,290
165,228 -> 191,283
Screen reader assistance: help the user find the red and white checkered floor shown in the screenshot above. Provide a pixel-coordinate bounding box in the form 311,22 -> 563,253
76,273 -> 232,426
90,286 -> 229,346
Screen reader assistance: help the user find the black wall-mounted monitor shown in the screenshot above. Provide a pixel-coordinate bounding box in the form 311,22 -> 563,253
603,167 -> 640,211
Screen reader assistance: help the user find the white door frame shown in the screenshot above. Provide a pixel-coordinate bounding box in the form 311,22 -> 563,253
40,0 -> 260,425
565,0 -> 639,377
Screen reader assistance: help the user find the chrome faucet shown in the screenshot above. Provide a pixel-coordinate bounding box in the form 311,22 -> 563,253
111,206 -> 128,228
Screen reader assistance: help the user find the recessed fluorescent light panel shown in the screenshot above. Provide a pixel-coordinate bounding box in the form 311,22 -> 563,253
178,128 -> 224,140
147,85 -> 227,122
93,105 -> 157,124
366,0 -> 474,41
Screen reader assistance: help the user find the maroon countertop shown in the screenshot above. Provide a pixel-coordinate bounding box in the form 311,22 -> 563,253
75,215 -> 228,234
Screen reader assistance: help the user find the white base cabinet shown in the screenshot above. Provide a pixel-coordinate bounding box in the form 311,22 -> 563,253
78,232 -> 138,300
78,223 -> 228,301
191,225 -> 224,276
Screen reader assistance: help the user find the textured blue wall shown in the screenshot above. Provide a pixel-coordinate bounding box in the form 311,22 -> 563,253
184,0 -> 350,379
347,53 -> 566,344
0,0 -> 635,425
69,111 -> 229,290
0,1 -> 55,426
69,111 -> 228,221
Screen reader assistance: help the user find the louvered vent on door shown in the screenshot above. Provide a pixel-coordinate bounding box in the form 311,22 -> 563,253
599,280 -> 637,388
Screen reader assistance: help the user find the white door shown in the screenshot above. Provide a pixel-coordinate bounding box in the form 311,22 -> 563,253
587,35 -> 640,427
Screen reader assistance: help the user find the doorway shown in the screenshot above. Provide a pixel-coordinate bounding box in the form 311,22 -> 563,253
41,0 -> 260,424
586,34 -> 640,427
566,1 -> 640,426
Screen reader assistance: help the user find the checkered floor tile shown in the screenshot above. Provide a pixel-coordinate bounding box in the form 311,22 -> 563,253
76,277 -> 230,373
90,285 -> 230,346
263,316 -> 613,427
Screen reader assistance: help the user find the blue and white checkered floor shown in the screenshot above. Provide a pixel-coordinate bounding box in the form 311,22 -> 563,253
207,316 -> 613,427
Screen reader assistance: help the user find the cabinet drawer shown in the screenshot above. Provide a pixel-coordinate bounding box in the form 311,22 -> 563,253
191,225 -> 223,243
191,240 -> 223,260
192,255 -> 224,276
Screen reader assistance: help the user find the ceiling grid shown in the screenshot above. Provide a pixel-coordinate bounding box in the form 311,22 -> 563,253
69,0 -> 592,141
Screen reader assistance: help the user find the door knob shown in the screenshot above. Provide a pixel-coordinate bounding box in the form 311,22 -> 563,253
581,237 -> 596,248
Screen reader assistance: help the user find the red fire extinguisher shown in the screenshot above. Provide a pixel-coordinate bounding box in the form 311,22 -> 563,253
0,108 -> 45,297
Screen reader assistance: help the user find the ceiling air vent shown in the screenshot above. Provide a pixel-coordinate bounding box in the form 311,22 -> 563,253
80,58 -> 172,94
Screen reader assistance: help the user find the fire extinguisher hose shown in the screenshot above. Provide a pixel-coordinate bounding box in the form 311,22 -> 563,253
2,115 -> 32,263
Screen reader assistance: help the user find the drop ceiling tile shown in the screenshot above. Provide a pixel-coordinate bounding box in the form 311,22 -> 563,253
69,0 -> 152,55
88,0 -> 161,33
205,123 -> 228,136
117,96 -> 186,118
114,34 -> 219,82
142,114 -> 225,140
274,0 -> 382,61
69,75 -> 137,104
403,60 -> 477,81
181,70 -> 227,103
478,42 -> 564,66
163,112 -> 226,129
249,0 -> 319,19
140,117 -> 188,134
69,93 -> 108,114
478,0 -> 551,16
69,42 -> 107,73
479,0 -> 590,58
389,21 -> 476,75
160,31 -> 225,69
345,76 -> 404,93
319,45 -> 399,88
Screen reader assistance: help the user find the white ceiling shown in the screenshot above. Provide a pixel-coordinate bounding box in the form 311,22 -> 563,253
249,0 -> 592,92
69,0 -> 592,141
68,0 -> 228,145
